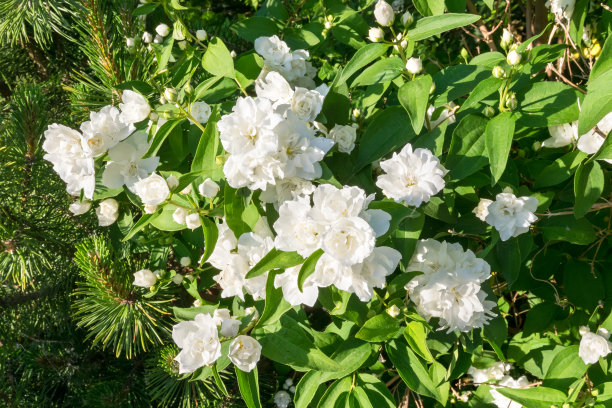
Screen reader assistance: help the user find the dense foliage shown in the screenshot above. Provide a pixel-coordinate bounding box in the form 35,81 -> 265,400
1,0 -> 612,407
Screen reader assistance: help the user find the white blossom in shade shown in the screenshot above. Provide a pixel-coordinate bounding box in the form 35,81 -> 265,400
473,198 -> 493,221
228,335 -> 262,372
166,175 -> 179,190
322,217 -> 376,266
274,196 -> 327,257
291,87 -> 325,122
489,376 -> 530,408
405,239 -> 495,332
180,184 -> 192,195
173,207 -> 187,225
284,378 -> 293,388
579,326 -> 612,364
485,192 -> 538,241
376,143 -> 447,207
126,37 -> 135,48
212,308 -> 231,326
427,103 -> 456,128
255,71 -> 294,103
374,0 -> 395,26
172,274 -> 184,284
405,57 -> 422,74
189,101 -> 212,124
180,256 -> 191,267
153,34 -> 163,44
155,23 -> 170,37
254,35 -> 291,68
142,31 -> 153,43
196,29 -> 207,41
274,265 -> 319,307
546,0 -> 575,20
342,246 -> 402,301
259,177 -> 315,206
220,318 -> 241,338
119,90 -> 151,124
468,361 -> 512,383
368,27 -> 384,42
80,105 -> 133,157
327,124 -> 357,153
198,178 -> 220,198
102,131 -> 159,192
185,213 -> 201,230
69,200 -> 91,215
96,198 -> 119,227
208,220 -> 238,270
274,391 -> 292,408
134,173 -> 170,206
172,313 -> 222,373
236,228 -> 275,300
577,112 -> 612,165
133,269 -> 157,287
543,121 -> 578,148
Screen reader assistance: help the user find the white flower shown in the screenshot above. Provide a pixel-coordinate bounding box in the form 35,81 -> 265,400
376,143 -> 447,207
485,192 -> 538,241
260,178 -> 315,206
144,204 -> 157,214
208,220 -> 238,270
134,173 -> 170,206
180,183 -> 192,195
322,217 -> 376,266
506,50 -> 522,66
126,37 -> 135,48
254,35 -> 291,67
172,274 -> 184,284
405,57 -> 422,74
284,378 -> 293,388
133,269 -> 157,287
489,376 -> 530,408
173,207 -> 187,225
228,335 -> 262,372
96,198 -> 119,226
327,124 -> 357,153
196,29 -> 207,41
180,256 -> 191,267
546,0 -> 575,20
468,361 -> 512,383
142,31 -> 153,43
405,239 -> 495,332
166,175 -> 179,190
119,90 -> 150,124
190,101 -> 212,124
185,213 -> 201,230
577,112 -> 612,164
274,265 -> 319,307
69,200 -> 91,215
311,184 -> 367,222
374,0 -> 395,26
386,305 -> 400,317
80,105 -> 133,157
213,254 -> 250,300
401,11 -> 413,27
173,313 -> 222,373
274,197 -> 326,257
220,318 -> 241,337
274,390 -> 292,408
579,327 -> 612,364
368,27 -> 384,42
543,121 -> 578,148
255,70 -> 294,103
473,198 -> 493,221
102,131 -> 159,192
198,178 -> 220,198
291,87 -> 325,122
212,308 -> 232,326
427,103 -> 457,128
155,23 -> 170,37
500,28 -> 513,48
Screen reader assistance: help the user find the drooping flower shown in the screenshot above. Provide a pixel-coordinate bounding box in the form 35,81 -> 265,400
543,121 -> 578,148
172,313 -> 222,373
69,200 -> 91,215
484,192 -> 538,241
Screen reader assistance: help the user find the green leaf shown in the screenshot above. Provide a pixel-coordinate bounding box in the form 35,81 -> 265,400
121,212 -> 159,242
255,271 -> 292,328
156,36 -> 174,73
232,16 -> 280,42
445,114 -> 489,180
523,302 -> 562,336
202,37 -> 235,78
485,112 -> 515,185
543,345 -> 588,391
235,53 -> 264,89
574,160 -> 603,218
331,24 -> 366,50
245,249 -> 304,279
297,249 -> 324,292
368,200 -> 419,243
459,76 -> 502,112
223,185 -> 252,236
354,373 -> 396,407
191,106 -> 223,178
334,43 -> 390,87
406,13 -> 480,41
133,3 -> 157,15
351,57 -> 405,87
398,75 -> 433,134
496,387 -> 567,408
356,313 -> 401,342
496,237 -> 522,287
533,150 -> 587,189
355,107 -> 416,170
199,217 -> 218,265
516,82 -> 582,128
539,216 -> 597,245
578,34 -> 612,135
212,364 -> 229,396
563,260 -> 605,311
433,64 -> 491,106
405,321 -> 434,362
173,305 -> 217,321
317,377 -> 352,408
414,0 -> 445,16
235,366 -> 262,408
144,119 -> 184,158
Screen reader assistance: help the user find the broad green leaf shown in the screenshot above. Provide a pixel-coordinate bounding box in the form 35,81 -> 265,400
459,76 -> 502,112
398,75 -> 433,134
173,305 -> 217,321
144,119 -> 184,158
539,216 -> 597,245
334,43 -> 390,87
202,37 -> 235,78
405,321 -> 434,362
318,377 -> 352,408
245,249 -> 304,279
445,114 -> 489,179
485,112 -> 515,185
235,366 -> 262,408
351,57 -> 405,87
133,3 -> 157,15
122,212 -> 159,242
297,249 -> 323,291
496,237 -> 522,287
232,16 -> 280,42
543,345 -> 588,391
199,217 -> 218,265
284,22 -> 324,49
563,260 -> 605,311
368,200 -> 419,243
433,64 -> 491,106
393,212 -> 425,269
254,271 -> 292,328
191,107 -> 223,179
523,302 -> 562,336
574,160 -> 603,218
331,24 -> 366,49
496,387 -> 567,408
533,150 -> 587,189
406,13 -> 480,41
223,185 -> 252,236
151,195 -> 191,231
354,373 -> 396,408
235,52 -> 264,89
516,82 -> 582,128
156,36 -> 174,73
413,0 -> 445,16
355,313 -> 401,342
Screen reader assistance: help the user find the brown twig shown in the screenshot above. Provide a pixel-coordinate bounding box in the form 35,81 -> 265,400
547,63 -> 587,93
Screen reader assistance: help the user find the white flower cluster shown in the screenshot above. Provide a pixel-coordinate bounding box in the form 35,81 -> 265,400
172,310 -> 261,374
405,239 -> 495,332
274,184 -> 402,302
469,361 -> 528,408
546,0 -> 575,20
376,143 -> 447,207
579,326 -> 612,364
254,35 -> 317,87
489,375 -> 530,408
475,191 -> 538,241
218,54 -> 334,202
468,361 -> 512,384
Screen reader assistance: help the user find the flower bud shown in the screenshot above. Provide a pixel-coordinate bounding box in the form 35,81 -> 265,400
460,47 -> 469,60
492,65 -> 505,78
324,20 -> 333,30
153,34 -> 163,44
405,57 -> 422,74
166,175 -> 179,190
230,50 -> 237,58
180,183 -> 192,195
505,91 -> 518,110
368,27 -> 384,42
483,106 -> 495,118
126,37 -> 135,48
185,213 -> 201,230
172,274 -> 184,284
133,269 -> 157,288
184,82 -> 193,94
193,299 -> 202,307
532,141 -> 542,151
386,305 -> 401,317
198,178 -> 220,198
374,0 -> 395,26
352,108 -> 361,120
401,11 -> 413,27
506,49 -> 522,66
164,87 -> 178,103
180,256 -> 191,267
142,31 -> 153,44
155,23 -> 170,37
196,29 -> 207,41
501,28 -> 513,49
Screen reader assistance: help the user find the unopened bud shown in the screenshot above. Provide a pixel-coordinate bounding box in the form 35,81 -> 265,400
501,28 -> 513,49
368,27 -> 384,42
460,48 -> 469,60
386,305 -> 401,317
196,29 -> 207,41
164,87 -> 177,102
507,49 -> 522,66
492,65 -> 505,78
401,11 -> 413,27
177,40 -> 186,50
374,0 -> 395,26
405,57 -> 422,74
483,106 -> 495,117
505,91 -> 518,110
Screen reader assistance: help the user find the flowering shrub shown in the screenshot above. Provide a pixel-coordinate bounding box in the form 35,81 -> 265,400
41,0 -> 612,406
